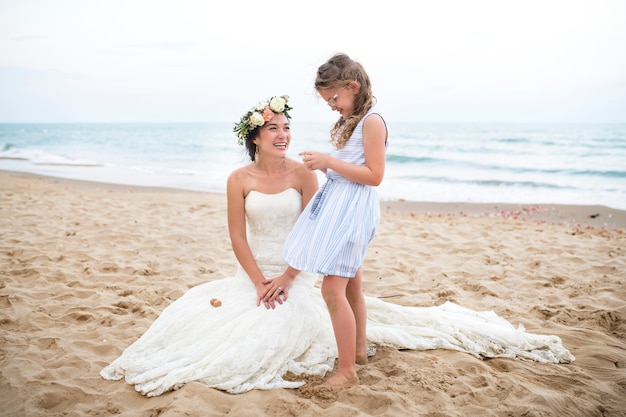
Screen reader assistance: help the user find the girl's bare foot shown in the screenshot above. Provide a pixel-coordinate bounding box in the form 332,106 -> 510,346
356,345 -> 376,364
322,372 -> 359,388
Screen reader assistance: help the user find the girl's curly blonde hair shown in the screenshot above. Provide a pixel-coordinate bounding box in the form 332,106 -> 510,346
315,53 -> 376,149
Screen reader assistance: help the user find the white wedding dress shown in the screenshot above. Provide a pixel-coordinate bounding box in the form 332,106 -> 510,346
100,189 -> 574,396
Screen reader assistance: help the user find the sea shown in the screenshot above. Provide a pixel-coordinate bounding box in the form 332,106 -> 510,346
1,122 -> 625,210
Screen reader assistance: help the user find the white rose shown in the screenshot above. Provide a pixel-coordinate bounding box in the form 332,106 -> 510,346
255,101 -> 268,111
269,96 -> 286,113
249,112 -> 265,127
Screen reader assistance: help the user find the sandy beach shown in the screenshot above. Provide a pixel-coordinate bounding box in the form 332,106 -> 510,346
1,169 -> 625,417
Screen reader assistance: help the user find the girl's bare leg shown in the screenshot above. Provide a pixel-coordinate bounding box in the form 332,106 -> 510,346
347,269 -> 368,364
321,274 -> 359,387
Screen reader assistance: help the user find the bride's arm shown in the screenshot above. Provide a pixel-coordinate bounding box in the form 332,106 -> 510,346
299,163 -> 319,209
226,170 -> 275,307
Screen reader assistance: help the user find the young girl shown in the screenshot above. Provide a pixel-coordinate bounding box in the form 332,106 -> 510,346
281,53 -> 388,388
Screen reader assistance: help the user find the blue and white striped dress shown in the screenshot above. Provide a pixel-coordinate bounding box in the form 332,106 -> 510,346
282,111 -> 386,277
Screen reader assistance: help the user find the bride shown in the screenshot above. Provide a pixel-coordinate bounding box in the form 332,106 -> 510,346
100,95 -> 574,397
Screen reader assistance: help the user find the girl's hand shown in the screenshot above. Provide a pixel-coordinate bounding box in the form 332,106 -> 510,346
300,151 -> 325,171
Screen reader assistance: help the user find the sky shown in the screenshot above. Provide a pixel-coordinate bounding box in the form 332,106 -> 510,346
1,0 -> 625,124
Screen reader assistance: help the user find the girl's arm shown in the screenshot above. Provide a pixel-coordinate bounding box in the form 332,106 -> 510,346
303,114 -> 387,186
265,162 -> 319,302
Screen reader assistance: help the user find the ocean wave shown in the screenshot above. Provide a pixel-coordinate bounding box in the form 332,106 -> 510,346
388,173 -> 573,190
0,143 -> 102,167
2,122 -> 625,209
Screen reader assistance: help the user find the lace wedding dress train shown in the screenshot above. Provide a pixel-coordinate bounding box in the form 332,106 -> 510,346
100,189 -> 574,396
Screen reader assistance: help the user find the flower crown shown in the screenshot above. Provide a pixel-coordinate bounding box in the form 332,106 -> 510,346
233,95 -> 292,146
